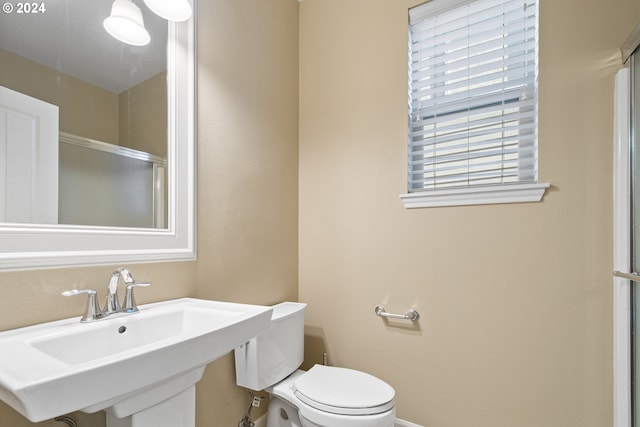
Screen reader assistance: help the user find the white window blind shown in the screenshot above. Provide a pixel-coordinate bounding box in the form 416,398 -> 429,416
407,0 -> 538,192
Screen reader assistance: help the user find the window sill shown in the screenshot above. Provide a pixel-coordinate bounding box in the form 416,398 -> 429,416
399,183 -> 550,209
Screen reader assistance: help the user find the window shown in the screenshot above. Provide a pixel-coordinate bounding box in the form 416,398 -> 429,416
401,0 -> 548,208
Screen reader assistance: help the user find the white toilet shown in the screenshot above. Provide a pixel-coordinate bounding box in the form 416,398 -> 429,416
234,302 -> 396,427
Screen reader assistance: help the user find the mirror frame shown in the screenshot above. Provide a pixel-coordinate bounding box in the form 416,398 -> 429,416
0,13 -> 196,271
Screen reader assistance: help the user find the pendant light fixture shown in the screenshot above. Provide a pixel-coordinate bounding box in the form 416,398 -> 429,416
103,0 -> 151,46
143,0 -> 192,22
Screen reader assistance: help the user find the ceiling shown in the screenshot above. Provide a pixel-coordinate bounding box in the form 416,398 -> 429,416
0,0 -> 168,94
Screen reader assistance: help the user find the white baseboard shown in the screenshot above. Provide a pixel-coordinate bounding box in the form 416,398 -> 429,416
395,418 -> 424,427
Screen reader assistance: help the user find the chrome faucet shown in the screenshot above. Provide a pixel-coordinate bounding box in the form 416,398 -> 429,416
104,268 -> 134,314
62,268 -> 151,322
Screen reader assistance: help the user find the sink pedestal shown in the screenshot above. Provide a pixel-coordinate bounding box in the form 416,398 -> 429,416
103,367 -> 204,427
106,386 -> 196,427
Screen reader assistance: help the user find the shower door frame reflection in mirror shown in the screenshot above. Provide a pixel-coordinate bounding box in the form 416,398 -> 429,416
0,16 -> 196,270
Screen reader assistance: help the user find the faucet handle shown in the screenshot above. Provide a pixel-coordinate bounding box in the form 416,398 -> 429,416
118,268 -> 135,285
62,289 -> 103,322
123,282 -> 151,313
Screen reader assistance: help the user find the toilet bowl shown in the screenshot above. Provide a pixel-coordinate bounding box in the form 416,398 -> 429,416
234,302 -> 396,427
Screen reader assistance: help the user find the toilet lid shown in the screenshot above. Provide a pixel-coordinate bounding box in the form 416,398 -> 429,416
293,365 -> 395,416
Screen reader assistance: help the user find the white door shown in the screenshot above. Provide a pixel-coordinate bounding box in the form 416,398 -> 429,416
0,85 -> 58,224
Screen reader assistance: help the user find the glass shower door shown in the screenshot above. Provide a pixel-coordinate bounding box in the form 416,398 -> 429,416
614,28 -> 640,427
632,48 -> 640,427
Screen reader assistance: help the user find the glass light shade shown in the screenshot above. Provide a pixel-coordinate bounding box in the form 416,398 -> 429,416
103,0 -> 151,46
143,0 -> 192,22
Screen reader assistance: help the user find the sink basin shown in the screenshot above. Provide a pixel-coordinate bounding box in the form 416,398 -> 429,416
0,298 -> 273,423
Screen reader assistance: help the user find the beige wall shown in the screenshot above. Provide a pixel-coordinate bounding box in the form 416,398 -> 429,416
0,49 -> 120,145
119,72 -> 167,157
1,49 -> 167,155
194,0 -> 299,424
299,1 -> 640,427
0,1 -> 299,427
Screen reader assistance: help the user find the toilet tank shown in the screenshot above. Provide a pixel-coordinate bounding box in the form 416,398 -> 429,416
234,302 -> 306,391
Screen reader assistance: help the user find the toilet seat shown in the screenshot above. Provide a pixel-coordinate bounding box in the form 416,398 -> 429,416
293,365 -> 395,416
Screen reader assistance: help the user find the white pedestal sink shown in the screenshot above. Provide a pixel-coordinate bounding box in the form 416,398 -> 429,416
105,387 -> 196,427
0,298 -> 273,427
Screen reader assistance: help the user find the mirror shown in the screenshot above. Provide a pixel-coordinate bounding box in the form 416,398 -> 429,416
0,0 -> 195,269
1,1 -> 169,228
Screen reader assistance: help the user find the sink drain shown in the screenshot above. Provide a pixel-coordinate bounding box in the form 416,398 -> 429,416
118,326 -> 127,334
